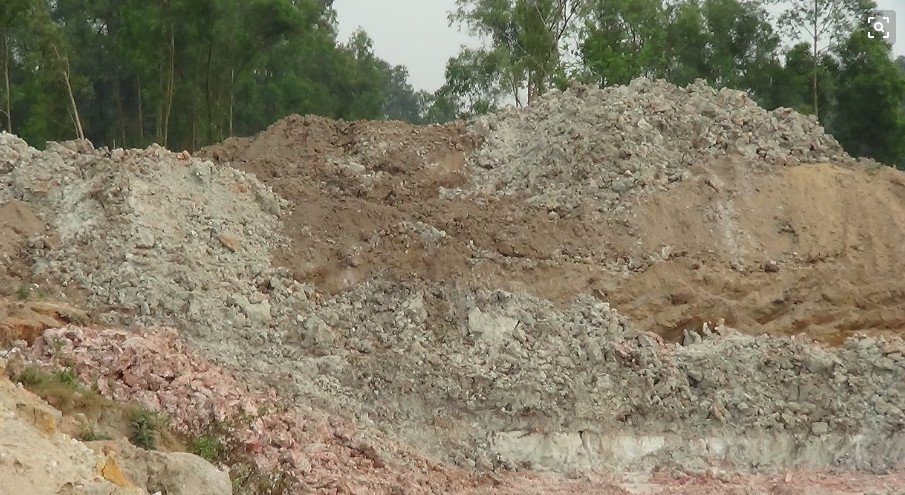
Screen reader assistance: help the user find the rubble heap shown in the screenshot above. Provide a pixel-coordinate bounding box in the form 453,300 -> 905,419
462,78 -> 851,212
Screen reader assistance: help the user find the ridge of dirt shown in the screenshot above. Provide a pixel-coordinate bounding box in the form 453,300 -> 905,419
200,105 -> 905,345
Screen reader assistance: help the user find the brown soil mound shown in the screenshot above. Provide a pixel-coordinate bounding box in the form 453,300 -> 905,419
609,160 -> 905,344
204,116 -> 905,345
202,115 -> 624,298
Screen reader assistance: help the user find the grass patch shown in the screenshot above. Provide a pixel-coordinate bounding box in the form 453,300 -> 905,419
8,362 -> 184,451
16,365 -> 43,386
13,364 -> 87,413
191,435 -> 221,463
79,424 -> 113,442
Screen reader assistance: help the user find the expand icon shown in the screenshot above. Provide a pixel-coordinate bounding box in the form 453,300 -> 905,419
868,10 -> 896,44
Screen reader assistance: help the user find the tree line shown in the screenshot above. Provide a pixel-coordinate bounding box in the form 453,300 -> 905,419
2,0 -> 904,167
428,0 -> 905,166
0,0 -> 423,151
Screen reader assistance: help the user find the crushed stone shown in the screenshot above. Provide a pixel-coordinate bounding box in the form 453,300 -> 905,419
274,281 -> 905,472
456,78 -> 852,212
19,325 -> 633,495
0,133 -> 311,343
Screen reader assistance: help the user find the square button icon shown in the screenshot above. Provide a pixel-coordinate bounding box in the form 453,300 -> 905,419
868,10 -> 896,45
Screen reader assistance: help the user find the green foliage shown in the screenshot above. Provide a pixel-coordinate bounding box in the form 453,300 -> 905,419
580,0 -> 779,90
826,30 -> 905,166
15,365 -> 43,387
129,407 -> 167,450
772,0 -> 869,116
436,48 -> 511,118
439,0 -> 903,164
579,0 -> 668,86
2,0 -> 425,150
191,435 -> 222,463
16,286 -> 29,300
79,425 -> 113,442
3,0 -> 903,166
54,368 -> 78,387
446,0 -> 587,107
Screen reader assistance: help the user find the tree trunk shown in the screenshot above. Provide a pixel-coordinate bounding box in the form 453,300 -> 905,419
205,38 -> 213,144
51,43 -> 84,140
136,76 -> 145,141
2,32 -> 11,133
162,27 -> 175,148
812,0 -> 819,117
114,79 -> 126,146
228,69 -> 234,137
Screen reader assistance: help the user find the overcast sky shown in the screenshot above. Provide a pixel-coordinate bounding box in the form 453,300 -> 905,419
335,0 -> 905,93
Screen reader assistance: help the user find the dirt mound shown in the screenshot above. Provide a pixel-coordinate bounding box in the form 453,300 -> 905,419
201,99 -> 905,345
191,80 -> 905,478
607,160 -> 905,344
0,132 -> 305,344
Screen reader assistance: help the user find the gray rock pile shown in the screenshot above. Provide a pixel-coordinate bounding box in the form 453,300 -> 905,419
461,78 -> 851,212
264,280 -> 905,472
0,132 -> 308,342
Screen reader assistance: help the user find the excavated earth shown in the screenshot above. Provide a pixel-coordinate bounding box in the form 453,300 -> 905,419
2,78 -> 905,493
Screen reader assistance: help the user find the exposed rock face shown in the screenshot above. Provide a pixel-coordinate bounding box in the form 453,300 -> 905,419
111,440 -> 232,495
0,358 -> 230,495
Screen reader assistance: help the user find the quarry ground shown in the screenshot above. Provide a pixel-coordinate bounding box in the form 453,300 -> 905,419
1,79 -> 905,494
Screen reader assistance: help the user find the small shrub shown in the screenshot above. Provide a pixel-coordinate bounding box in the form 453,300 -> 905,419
16,286 -> 29,300
54,368 -> 78,387
16,366 -> 44,386
79,425 -> 113,442
129,408 -> 167,450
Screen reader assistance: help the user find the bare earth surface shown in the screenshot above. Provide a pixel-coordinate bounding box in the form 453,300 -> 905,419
203,115 -> 905,345
2,78 -> 905,493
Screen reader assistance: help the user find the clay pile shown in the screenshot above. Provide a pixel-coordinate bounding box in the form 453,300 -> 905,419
461,78 -> 851,212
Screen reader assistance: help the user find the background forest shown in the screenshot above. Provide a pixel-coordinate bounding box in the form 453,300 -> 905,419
1,0 -> 903,166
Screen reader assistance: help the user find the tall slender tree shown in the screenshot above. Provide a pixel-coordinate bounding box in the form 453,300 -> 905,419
772,0 -> 871,117
449,0 -> 588,106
